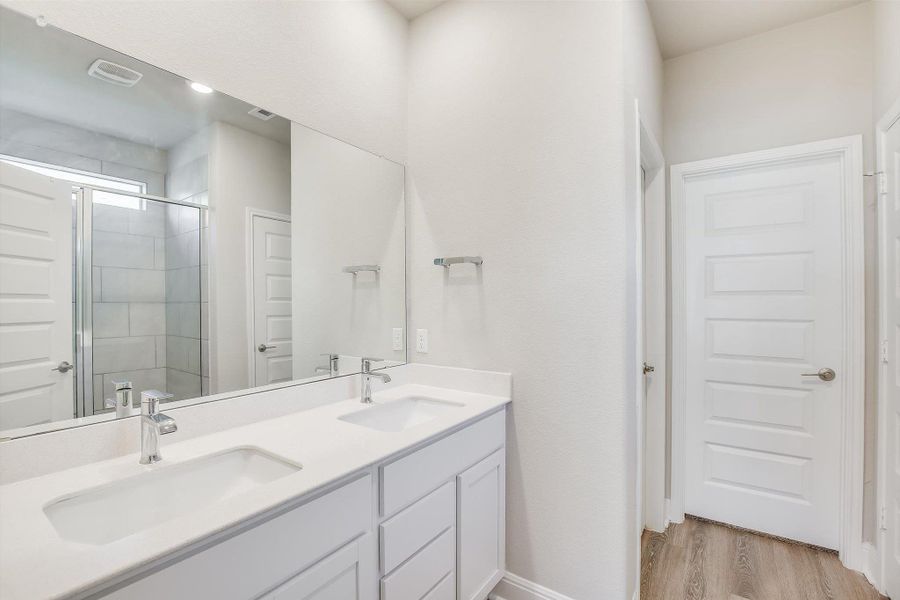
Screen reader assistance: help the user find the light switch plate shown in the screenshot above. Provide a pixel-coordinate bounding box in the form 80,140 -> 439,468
416,329 -> 429,353
392,328 -> 403,351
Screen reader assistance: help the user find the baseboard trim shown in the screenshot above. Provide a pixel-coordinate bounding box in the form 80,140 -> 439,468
859,541 -> 884,594
489,573 -> 576,600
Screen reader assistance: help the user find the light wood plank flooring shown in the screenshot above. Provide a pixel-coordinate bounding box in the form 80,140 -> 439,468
640,517 -> 887,600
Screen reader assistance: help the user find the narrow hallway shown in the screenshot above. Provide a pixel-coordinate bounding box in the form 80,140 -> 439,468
640,517 -> 887,600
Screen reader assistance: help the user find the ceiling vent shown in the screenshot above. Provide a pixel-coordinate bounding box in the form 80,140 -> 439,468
248,107 -> 276,121
87,59 -> 143,87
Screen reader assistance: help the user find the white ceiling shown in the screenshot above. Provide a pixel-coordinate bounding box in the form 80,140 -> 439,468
384,0 -> 448,20
0,7 -> 289,150
647,0 -> 867,59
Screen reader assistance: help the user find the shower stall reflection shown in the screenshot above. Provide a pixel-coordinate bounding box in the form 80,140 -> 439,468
84,189 -> 206,417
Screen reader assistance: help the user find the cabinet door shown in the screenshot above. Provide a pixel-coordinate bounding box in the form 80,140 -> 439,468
259,533 -> 375,600
457,449 -> 505,600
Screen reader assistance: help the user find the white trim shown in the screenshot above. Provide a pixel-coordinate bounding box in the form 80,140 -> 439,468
875,95 -> 900,596
637,104 -> 667,536
245,208 -> 291,388
670,136 -> 866,570
489,573 -> 576,600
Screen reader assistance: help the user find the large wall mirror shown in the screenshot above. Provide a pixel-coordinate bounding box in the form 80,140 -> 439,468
0,6 -> 406,437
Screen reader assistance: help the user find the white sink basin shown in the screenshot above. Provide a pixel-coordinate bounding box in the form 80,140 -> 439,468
44,447 -> 301,545
339,396 -> 463,432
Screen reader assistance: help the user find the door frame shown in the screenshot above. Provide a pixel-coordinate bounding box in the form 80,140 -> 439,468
875,96 -> 900,593
245,208 -> 291,388
670,136 -> 865,569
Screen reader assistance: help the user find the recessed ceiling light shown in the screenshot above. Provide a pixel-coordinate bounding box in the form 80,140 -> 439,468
190,82 -> 213,94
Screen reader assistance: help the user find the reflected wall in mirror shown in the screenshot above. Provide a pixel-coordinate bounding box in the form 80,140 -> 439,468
0,6 -> 406,437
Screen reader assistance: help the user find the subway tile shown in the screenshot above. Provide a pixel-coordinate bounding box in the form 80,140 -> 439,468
165,230 -> 200,269
93,231 -> 156,269
92,268 -> 102,302
165,368 -> 201,402
165,267 -> 201,302
92,336 -> 158,373
101,268 -> 165,302
166,302 -> 200,338
92,303 -> 129,338
127,201 -> 166,237
155,335 -> 166,368
92,204 -> 130,234
129,303 -> 166,336
154,238 -> 166,269
167,156 -> 208,202
166,335 -> 200,375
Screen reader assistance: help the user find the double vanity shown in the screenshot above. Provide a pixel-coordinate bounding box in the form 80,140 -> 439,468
0,365 -> 510,600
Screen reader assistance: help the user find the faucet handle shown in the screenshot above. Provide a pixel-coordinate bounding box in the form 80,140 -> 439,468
361,357 -> 383,371
141,390 -> 174,414
111,380 -> 132,391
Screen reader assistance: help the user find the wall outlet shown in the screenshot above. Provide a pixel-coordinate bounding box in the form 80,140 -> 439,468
392,328 -> 404,351
416,329 -> 429,353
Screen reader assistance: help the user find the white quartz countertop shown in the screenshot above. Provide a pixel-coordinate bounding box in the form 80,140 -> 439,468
0,383 -> 510,600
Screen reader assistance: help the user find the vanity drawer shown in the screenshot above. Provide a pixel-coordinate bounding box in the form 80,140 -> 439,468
380,527 -> 454,600
422,573 -> 455,600
380,410 -> 505,516
100,474 -> 372,600
380,481 -> 454,574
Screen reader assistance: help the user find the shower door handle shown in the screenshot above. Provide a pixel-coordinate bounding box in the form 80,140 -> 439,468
52,361 -> 74,373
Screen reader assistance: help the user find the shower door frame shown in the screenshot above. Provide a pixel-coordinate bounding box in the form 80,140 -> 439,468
73,185 -> 209,418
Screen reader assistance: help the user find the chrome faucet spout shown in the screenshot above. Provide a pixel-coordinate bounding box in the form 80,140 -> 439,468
360,358 -> 391,404
140,390 -> 176,464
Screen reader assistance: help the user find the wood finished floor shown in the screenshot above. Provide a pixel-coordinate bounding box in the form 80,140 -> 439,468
640,517 -> 888,600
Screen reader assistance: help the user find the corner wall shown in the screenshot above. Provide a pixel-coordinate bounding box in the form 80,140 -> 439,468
407,2 -> 631,597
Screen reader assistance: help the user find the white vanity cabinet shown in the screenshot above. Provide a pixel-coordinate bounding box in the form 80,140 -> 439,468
377,409 -> 506,600
94,408 -> 506,600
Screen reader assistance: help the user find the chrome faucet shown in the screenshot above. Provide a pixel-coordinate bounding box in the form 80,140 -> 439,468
140,390 -> 177,464
360,357 -> 391,404
104,380 -> 133,418
315,353 -> 340,376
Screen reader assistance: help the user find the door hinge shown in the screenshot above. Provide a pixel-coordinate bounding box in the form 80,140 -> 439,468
883,339 -> 890,364
880,505 -> 887,531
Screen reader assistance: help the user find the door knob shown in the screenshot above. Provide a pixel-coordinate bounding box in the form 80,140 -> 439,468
801,367 -> 836,381
51,361 -> 73,373
642,362 -> 655,375
257,344 -> 277,353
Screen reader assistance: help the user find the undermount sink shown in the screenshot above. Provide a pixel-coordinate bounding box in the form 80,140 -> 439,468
338,396 -> 464,432
44,447 -> 301,545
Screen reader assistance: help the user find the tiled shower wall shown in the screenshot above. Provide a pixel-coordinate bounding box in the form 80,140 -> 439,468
91,201 -> 169,411
165,127 -> 210,400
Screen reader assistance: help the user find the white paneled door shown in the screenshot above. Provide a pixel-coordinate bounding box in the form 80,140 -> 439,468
879,108 -> 900,598
678,139 -> 862,550
251,213 -> 292,386
0,163 -> 74,429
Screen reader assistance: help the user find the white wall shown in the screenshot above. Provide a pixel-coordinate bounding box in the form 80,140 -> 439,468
407,2 -> 631,597
663,1 -> 880,538
874,0 -> 900,120
0,0 -> 408,164
208,122 -> 290,394
290,123 -> 405,379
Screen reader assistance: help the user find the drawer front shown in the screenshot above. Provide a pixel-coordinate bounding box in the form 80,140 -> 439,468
100,474 -> 372,600
380,482 -> 454,574
422,573 -> 455,600
380,410 -> 505,516
259,535 -> 368,600
380,527 -> 454,600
